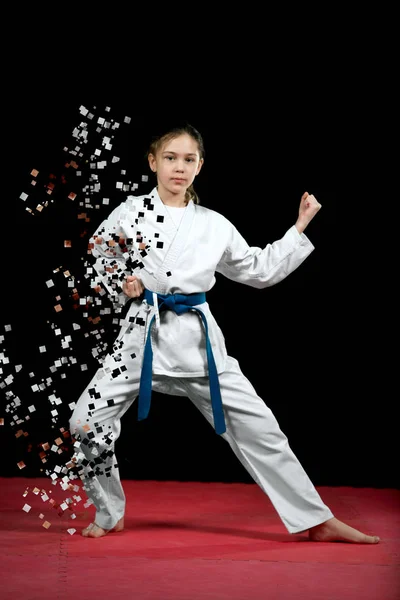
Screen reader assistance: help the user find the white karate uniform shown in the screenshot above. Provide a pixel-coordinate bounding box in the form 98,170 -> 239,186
70,187 -> 334,532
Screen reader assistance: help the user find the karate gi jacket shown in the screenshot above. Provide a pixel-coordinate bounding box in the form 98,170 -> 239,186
89,187 -> 314,378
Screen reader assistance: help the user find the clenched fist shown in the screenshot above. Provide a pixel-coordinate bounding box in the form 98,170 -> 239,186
295,192 -> 322,234
122,275 -> 145,299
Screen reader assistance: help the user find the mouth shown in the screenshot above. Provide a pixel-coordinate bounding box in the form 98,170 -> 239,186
171,178 -> 186,183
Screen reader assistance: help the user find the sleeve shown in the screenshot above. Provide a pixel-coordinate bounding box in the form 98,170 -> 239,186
87,204 -> 132,311
215,222 -> 315,289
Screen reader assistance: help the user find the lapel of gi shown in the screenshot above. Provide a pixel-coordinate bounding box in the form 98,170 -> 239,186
152,188 -> 195,294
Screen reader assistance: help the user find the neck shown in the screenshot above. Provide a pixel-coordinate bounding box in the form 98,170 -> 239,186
157,185 -> 187,208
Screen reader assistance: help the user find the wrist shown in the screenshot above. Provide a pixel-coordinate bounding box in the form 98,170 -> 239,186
295,218 -> 308,234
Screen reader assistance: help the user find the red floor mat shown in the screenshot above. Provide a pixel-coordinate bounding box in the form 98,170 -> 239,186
0,478 -> 399,600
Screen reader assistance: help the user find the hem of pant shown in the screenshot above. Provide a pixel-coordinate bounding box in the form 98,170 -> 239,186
287,510 -> 335,534
93,513 -> 123,531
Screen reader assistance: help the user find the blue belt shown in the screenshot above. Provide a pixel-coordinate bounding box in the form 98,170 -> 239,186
138,289 -> 226,435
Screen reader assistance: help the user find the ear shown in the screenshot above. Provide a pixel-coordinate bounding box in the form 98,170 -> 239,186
148,153 -> 157,173
195,158 -> 204,176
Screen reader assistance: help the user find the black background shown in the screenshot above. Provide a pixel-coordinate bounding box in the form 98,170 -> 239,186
0,23 -> 396,491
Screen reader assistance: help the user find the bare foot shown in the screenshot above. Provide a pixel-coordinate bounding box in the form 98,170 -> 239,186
82,516 -> 124,538
309,517 -> 380,544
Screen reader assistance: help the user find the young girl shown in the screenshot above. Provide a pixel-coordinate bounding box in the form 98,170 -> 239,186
69,123 -> 379,543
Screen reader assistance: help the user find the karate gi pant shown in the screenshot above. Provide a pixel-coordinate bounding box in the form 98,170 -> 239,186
69,347 -> 334,533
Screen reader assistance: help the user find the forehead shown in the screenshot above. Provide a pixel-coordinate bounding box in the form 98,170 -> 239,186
161,133 -> 200,155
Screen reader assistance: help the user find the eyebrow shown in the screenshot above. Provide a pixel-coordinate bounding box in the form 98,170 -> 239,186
162,151 -> 198,157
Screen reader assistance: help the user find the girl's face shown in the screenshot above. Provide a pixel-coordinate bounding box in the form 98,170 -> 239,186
148,133 -> 203,199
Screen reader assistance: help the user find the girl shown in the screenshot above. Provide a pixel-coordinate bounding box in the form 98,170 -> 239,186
69,123 -> 379,543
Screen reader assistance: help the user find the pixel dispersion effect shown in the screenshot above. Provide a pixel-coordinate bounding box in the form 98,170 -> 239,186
1,104 -> 152,534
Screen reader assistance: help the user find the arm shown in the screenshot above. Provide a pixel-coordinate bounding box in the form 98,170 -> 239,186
216,192 -> 321,289
88,204 -> 143,309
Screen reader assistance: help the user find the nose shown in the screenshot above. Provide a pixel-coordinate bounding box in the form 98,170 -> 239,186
174,160 -> 185,172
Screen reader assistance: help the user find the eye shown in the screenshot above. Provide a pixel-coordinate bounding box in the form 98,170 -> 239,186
186,158 -> 195,162
165,156 -> 175,161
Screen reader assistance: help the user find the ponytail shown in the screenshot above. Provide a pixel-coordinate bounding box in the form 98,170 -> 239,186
185,184 -> 200,205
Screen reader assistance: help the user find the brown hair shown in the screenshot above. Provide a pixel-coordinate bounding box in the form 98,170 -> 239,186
147,122 -> 205,205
